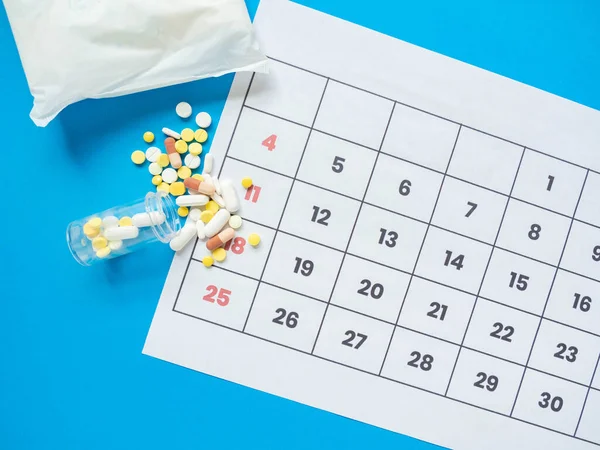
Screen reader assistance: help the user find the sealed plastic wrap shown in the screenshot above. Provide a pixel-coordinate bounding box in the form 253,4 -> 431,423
3,0 -> 268,126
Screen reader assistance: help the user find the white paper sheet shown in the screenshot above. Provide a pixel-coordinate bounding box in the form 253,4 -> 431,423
144,1 -> 600,448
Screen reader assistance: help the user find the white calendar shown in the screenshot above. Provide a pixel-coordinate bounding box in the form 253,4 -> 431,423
143,1 -> 600,448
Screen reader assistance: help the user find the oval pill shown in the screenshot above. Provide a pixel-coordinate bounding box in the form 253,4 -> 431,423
195,129 -> 208,143
176,195 -> 210,207
105,226 -> 139,241
178,206 -> 189,217
175,140 -> 188,154
170,182 -> 186,196
119,216 -> 133,227
149,162 -> 162,175
169,219 -> 196,251
195,112 -> 212,128
211,193 -> 226,208
162,127 -> 182,140
131,150 -> 146,165
196,220 -> 206,240
151,175 -> 163,186
212,248 -> 227,262
164,138 -> 182,169
184,154 -> 200,169
184,178 -> 215,196
248,233 -> 261,247
204,209 -> 231,238
202,255 -> 213,267
176,102 -> 192,119
220,179 -> 240,213
143,131 -> 155,143
158,153 -> 170,168
162,168 -> 178,184
206,228 -> 235,251
203,154 -> 214,174
228,215 -> 243,229
132,211 -> 166,227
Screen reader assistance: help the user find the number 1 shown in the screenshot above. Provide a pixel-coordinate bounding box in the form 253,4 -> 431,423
547,175 -> 555,191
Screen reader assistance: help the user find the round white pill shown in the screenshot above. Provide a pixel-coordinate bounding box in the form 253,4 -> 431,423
102,216 -> 119,230
228,215 -> 243,229
176,102 -> 192,119
149,162 -> 162,175
188,208 -> 202,222
162,168 -> 178,184
145,147 -> 161,162
108,240 -> 123,251
195,112 -> 212,128
184,154 -> 201,169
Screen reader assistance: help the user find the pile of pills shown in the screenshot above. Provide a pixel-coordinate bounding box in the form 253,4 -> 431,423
82,211 -> 166,259
131,101 -> 261,265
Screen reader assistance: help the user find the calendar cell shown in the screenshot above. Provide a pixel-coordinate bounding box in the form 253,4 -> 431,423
314,81 -> 394,150
365,154 -> 444,222
512,369 -> 588,434
348,204 -> 427,272
221,158 -> 293,228
575,171 -> 600,227
296,131 -> 377,200
463,299 -> 539,364
447,348 -> 524,415
380,103 -> 459,172
313,305 -> 394,373
330,255 -> 411,323
447,128 -> 523,195
279,181 -> 361,251
245,60 -> 327,126
194,221 -> 275,279
397,277 -> 476,344
575,389 -> 600,444
262,233 -> 343,302
414,227 -> 492,293
496,199 -> 571,266
432,176 -> 508,244
228,107 -> 310,177
244,283 -> 327,352
528,319 -> 600,385
511,150 -> 587,217
381,328 -> 459,394
480,249 -> 555,316
545,270 -> 600,336
175,261 -> 258,330
561,221 -> 600,281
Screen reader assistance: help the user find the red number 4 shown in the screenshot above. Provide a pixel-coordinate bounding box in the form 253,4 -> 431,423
203,285 -> 231,306
262,134 -> 277,151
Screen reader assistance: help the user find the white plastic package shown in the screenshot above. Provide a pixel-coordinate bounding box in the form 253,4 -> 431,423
3,0 -> 268,127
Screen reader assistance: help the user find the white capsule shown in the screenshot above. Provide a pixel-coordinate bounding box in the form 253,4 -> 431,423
203,154 -> 213,174
188,208 -> 202,222
169,219 -> 196,251
104,226 -> 139,241
196,220 -> 206,240
176,195 -> 209,207
184,153 -> 200,169
108,240 -> 123,251
145,147 -> 161,163
132,211 -> 166,228
162,168 -> 178,184
204,209 -> 231,238
149,162 -> 162,175
195,111 -> 212,128
220,179 -> 240,213
176,102 -> 193,119
212,176 -> 222,195
162,127 -> 181,140
102,215 -> 119,230
211,193 -> 226,208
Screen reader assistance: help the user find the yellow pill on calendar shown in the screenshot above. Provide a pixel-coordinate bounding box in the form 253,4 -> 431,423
202,256 -> 214,267
212,248 -> 227,262
241,177 -> 253,189
248,233 -> 261,247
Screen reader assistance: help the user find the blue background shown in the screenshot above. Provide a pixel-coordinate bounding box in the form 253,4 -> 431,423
1,0 -> 599,449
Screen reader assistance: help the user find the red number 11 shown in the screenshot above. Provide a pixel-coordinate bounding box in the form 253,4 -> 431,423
245,185 -> 261,203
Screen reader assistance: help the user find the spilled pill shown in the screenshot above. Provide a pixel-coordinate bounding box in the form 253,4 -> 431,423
178,166 -> 191,180
206,228 -> 235,251
204,209 -> 231,238
177,206 -> 189,217
188,142 -> 202,156
169,182 -> 186,196
176,102 -> 192,119
176,195 -> 209,207
200,210 -> 214,224
149,162 -> 162,176
162,127 -> 181,140
195,129 -> 208,143
169,219 -> 196,251
131,150 -> 146,165
184,154 -> 200,169
211,193 -> 226,208
195,112 -> 212,128
202,255 -> 213,267
196,220 -> 206,240
203,154 -> 214,174
143,131 -> 155,143
228,215 -> 243,229
175,140 -> 188,154
152,175 -> 163,186
221,180 -> 240,213
162,168 -> 178,184
146,147 -> 161,162
205,200 -> 220,214
157,153 -> 170,168
184,177 -> 215,196
248,233 -> 261,247
165,138 -> 182,169
188,208 -> 202,222
181,128 -> 195,143
157,182 -> 170,193
212,248 -> 227,262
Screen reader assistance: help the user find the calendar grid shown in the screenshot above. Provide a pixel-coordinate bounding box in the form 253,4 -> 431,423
576,353 -> 600,434
509,170 -> 590,417
171,57 -> 600,446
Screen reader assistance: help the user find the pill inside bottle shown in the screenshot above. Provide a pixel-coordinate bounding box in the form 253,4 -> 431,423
66,191 -> 180,266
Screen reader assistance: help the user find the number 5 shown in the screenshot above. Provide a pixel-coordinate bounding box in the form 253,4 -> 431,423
332,156 -> 345,173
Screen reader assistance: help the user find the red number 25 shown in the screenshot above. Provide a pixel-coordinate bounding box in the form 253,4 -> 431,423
203,285 -> 231,306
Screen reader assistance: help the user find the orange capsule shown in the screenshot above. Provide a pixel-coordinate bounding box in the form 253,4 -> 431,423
206,228 -> 235,251
164,137 -> 182,169
184,177 -> 215,195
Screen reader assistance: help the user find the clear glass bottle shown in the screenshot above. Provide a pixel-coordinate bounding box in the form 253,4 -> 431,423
67,191 -> 180,266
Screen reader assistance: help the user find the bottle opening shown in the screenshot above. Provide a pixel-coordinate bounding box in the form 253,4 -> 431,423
146,191 -> 181,243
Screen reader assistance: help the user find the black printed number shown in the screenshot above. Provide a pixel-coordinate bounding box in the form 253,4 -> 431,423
547,175 -> 555,191
311,206 -> 331,226
465,201 -> 478,218
342,331 -> 368,349
379,228 -> 398,248
528,224 -> 542,240
474,372 -> 498,392
407,351 -> 434,371
332,156 -> 345,173
427,302 -> 448,321
490,322 -> 514,342
573,293 -> 592,312
539,392 -> 563,412
554,343 -> 578,362
293,257 -> 314,276
357,279 -> 384,299
272,308 -> 299,328
593,246 -> 600,262
444,250 -> 464,270
509,272 -> 529,291
399,179 -> 411,196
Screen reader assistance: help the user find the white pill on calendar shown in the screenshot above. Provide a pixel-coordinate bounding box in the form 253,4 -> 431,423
176,102 -> 193,119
